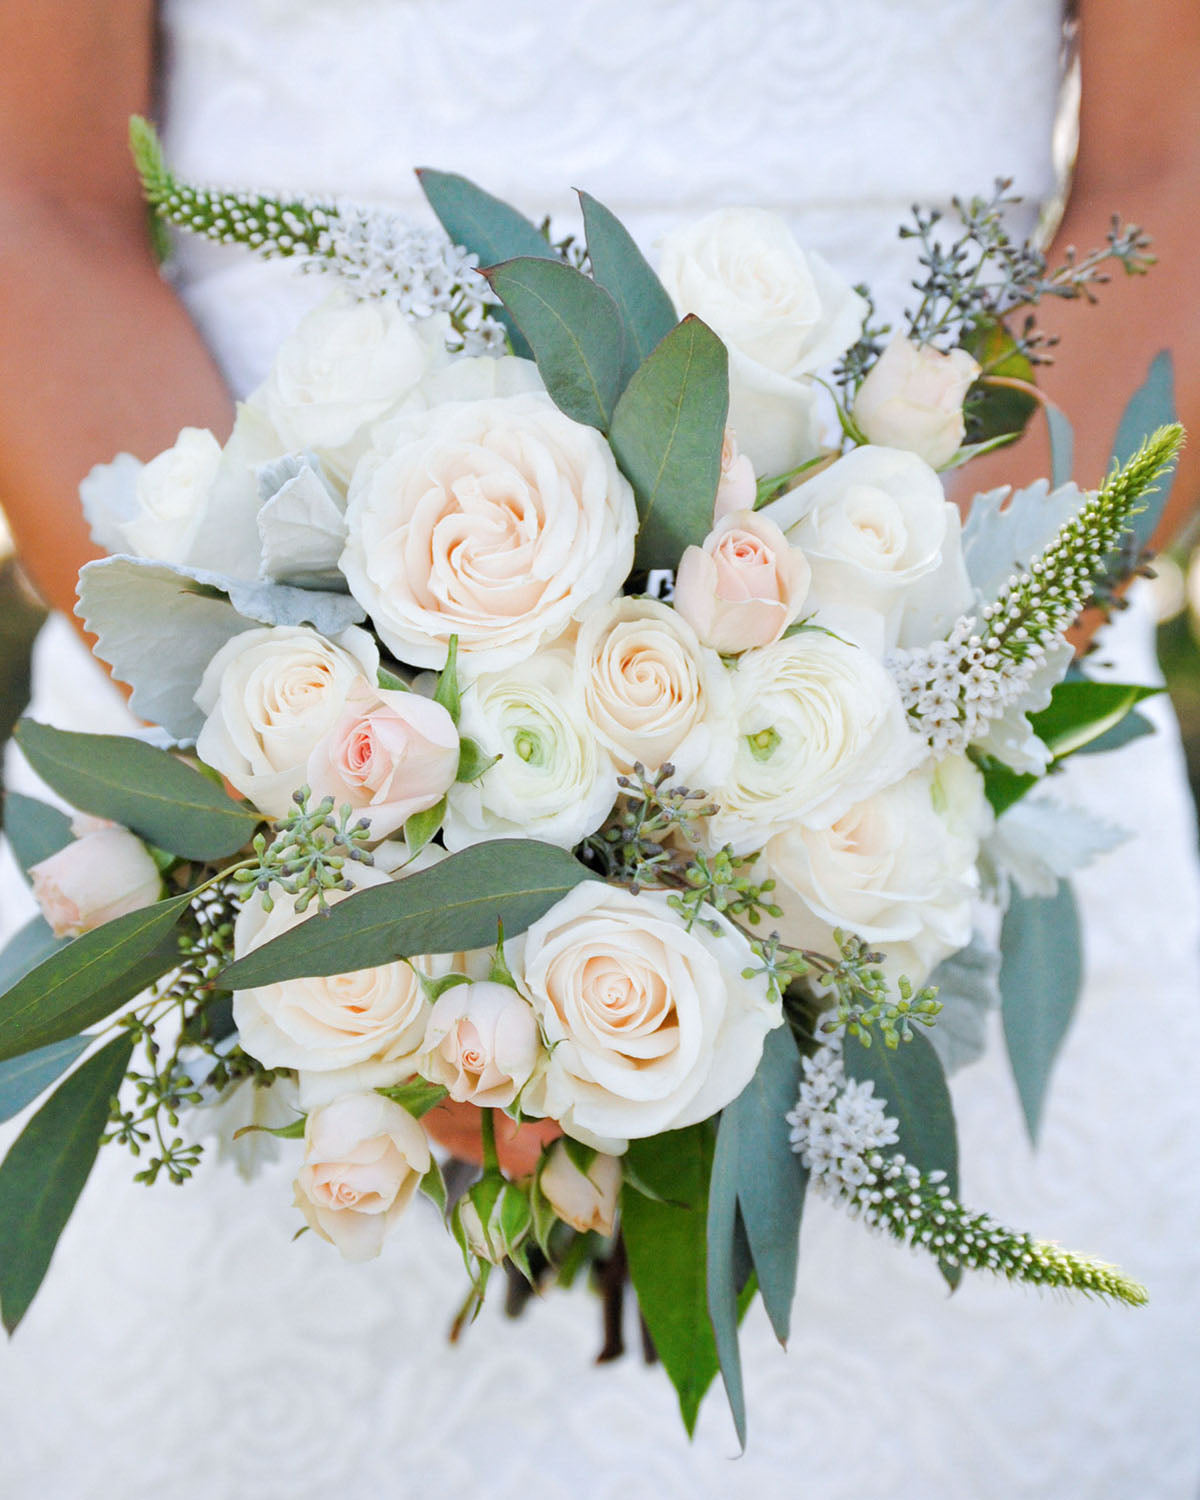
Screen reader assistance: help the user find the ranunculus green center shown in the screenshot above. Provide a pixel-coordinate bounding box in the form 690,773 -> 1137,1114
747,726 -> 781,762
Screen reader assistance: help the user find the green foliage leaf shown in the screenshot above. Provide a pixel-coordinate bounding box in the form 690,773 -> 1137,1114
963,320 -> 1037,444
221,839 -> 596,988
0,918 -> 64,994
433,635 -> 461,724
1029,680 -> 1160,759
2,793 -> 72,880
705,1136 -> 747,1448
404,796 -> 447,856
376,1079 -> 449,1119
842,1030 -> 960,1290
623,1124 -> 718,1436
377,666 -> 410,692
482,258 -> 624,431
1045,403 -> 1075,488
0,1031 -> 133,1332
1111,352 -> 1176,550
0,892 -> 193,1063
579,191 -> 678,386
608,315 -> 729,571
455,737 -> 500,784
14,721 -> 259,861
0,1035 -> 92,1125
999,879 -> 1082,1143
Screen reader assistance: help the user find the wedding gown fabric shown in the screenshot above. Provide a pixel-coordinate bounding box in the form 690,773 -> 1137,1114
2,2 -> 1200,1496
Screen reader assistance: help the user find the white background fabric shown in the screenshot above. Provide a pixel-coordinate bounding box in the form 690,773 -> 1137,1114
3,3 -> 1200,1495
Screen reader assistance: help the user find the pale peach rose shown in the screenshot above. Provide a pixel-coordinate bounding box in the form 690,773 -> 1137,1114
294,1091 -> 431,1261
853,334 -> 980,469
416,980 -> 542,1109
306,679 -> 459,840
539,1141 -> 622,1234
30,823 -> 162,939
674,510 -> 811,654
713,429 -> 758,522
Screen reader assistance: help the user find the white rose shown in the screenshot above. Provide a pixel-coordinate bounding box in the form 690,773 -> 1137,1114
306,679 -> 460,840
294,1091 -> 431,1261
444,647 -> 617,851
416,980 -> 542,1108
341,393 -> 637,674
539,1141 -> 621,1235
674,510 -> 811,655
767,755 -> 992,986
658,207 -> 866,476
707,631 -> 925,854
233,863 -> 430,1081
518,882 -> 779,1148
853,335 -> 980,469
119,427 -> 222,564
194,624 -> 379,818
251,291 -> 442,485
30,823 -> 161,939
575,597 -> 735,784
763,444 -> 974,651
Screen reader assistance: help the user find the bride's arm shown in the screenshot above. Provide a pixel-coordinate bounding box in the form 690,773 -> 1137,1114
962,0 -> 1200,545
0,0 -> 232,620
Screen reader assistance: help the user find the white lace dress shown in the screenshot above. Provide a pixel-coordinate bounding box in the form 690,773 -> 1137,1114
3,3 -> 1200,1496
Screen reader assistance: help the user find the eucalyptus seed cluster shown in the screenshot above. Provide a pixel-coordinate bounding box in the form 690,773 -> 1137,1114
585,762 -> 717,888
817,931 -> 941,1048
232,787 -> 374,915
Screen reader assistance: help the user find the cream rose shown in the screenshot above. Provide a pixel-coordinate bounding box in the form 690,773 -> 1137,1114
119,427 -> 222,564
713,429 -> 757,521
294,1091 -> 431,1261
766,755 -> 992,986
853,335 -> 980,469
763,444 -> 975,651
194,624 -> 379,818
444,647 -> 617,851
517,882 -> 779,1148
340,392 -> 637,674
30,820 -> 161,939
251,291 -> 442,485
575,597 -> 735,784
539,1141 -> 621,1234
674,510 -> 811,654
306,679 -> 459,840
416,980 -> 542,1108
707,631 -> 925,854
658,207 -> 866,475
233,864 -> 430,1082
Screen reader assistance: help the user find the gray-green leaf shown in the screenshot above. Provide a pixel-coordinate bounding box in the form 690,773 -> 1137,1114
1111,352 -> 1176,552
579,191 -> 678,386
2,794 -> 72,881
0,919 -> 64,994
0,1035 -> 92,1125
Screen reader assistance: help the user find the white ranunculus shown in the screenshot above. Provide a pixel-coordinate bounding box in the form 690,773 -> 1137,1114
250,291 -> 442,486
518,882 -> 779,1148
658,207 -> 866,475
30,822 -> 161,939
341,393 -> 637,674
707,631 -> 925,854
306,679 -> 460,841
673,510 -> 811,654
575,597 -> 736,785
294,1091 -> 431,1261
767,755 -> 992,986
416,980 -> 543,1109
444,647 -> 617,851
119,427 -> 223,564
853,335 -> 980,469
539,1141 -> 622,1234
763,444 -> 974,651
233,864 -> 431,1080
194,624 -> 379,818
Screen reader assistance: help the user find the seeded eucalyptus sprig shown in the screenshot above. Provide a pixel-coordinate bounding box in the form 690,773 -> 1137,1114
230,787 -> 374,916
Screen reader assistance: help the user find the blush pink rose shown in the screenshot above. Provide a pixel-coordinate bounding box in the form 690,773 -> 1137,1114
306,679 -> 460,839
673,510 -> 811,654
30,822 -> 162,939
713,429 -> 757,522
417,980 -> 542,1109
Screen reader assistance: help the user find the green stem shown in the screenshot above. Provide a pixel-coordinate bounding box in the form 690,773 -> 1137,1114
480,1107 -> 501,1176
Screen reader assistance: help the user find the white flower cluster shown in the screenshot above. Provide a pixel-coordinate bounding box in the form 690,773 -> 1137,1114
786,1038 -> 898,1191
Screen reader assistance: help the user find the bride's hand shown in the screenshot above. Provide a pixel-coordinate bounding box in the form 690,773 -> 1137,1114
423,1099 -> 562,1178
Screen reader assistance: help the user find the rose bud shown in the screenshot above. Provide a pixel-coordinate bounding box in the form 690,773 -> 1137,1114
306,678 -> 460,840
417,981 -> 542,1110
30,819 -> 162,939
539,1141 -> 622,1235
713,429 -> 757,521
673,510 -> 811,654
455,1181 -> 533,1266
852,334 -> 980,469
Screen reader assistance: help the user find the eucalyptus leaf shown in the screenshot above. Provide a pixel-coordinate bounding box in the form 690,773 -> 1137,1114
0,1035 -> 91,1125
609,316 -> 729,571
1045,403 -> 1075,488
1029,680 -> 1160,759
925,936 -> 1001,1076
3,794 -> 72,881
623,1124 -> 718,1436
0,919 -> 64,994
0,1031 -> 133,1332
483,258 -> 624,431
579,191 -> 678,386
15,721 -> 259,861
999,880 -> 1082,1143
706,1130 -> 747,1449
0,891 -> 193,1063
1111,352 -> 1176,551
221,839 -> 596,988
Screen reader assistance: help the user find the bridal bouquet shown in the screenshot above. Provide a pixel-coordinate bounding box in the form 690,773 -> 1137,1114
0,119 -> 1179,1441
